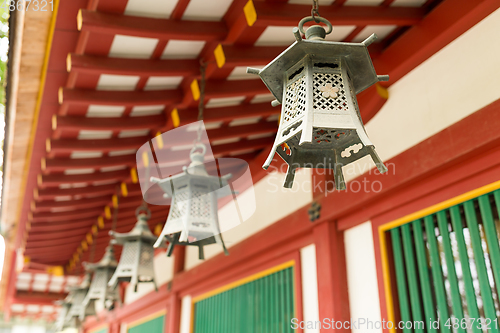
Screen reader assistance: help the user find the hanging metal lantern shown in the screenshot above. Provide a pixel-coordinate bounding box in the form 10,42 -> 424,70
107,207 -> 158,292
151,143 -> 231,260
82,244 -> 121,311
247,16 -> 388,190
61,273 -> 95,324
55,299 -> 71,332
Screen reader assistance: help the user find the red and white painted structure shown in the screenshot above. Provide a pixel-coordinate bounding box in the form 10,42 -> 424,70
1,0 -> 500,331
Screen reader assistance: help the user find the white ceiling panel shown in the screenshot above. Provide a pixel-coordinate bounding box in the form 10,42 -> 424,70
182,0 -> 232,21
206,96 -> 246,108
70,152 -> 103,159
97,74 -> 140,91
78,130 -> 113,140
109,35 -> 159,59
289,0 -> 334,4
211,137 -> 241,146
144,76 -> 183,90
124,0 -> 179,18
118,129 -> 151,138
324,25 -> 358,42
229,116 -> 261,127
345,0 -> 384,5
227,66 -> 263,81
391,0 -> 426,6
87,105 -> 125,118
130,105 -> 164,117
161,40 -> 206,59
352,25 -> 397,42
109,149 -> 138,156
251,93 -> 275,104
255,26 -> 297,46
64,169 -> 95,175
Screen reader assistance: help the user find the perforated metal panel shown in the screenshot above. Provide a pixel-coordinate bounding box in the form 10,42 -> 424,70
193,266 -> 295,333
313,73 -> 347,113
283,76 -> 307,124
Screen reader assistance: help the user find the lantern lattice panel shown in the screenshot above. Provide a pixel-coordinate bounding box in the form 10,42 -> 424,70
283,75 -> 307,124
313,73 -> 348,112
139,245 -> 154,267
170,188 -> 189,220
120,241 -> 140,266
190,187 -> 213,220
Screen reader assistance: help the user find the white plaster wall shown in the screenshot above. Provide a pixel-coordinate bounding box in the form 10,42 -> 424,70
344,221 -> 382,333
184,169 -> 312,269
124,251 -> 174,304
179,295 -> 192,333
343,7 -> 500,182
300,244 -> 320,333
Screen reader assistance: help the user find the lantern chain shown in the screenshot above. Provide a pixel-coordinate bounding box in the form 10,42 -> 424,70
311,0 -> 320,23
196,61 -> 207,144
112,187 -> 119,232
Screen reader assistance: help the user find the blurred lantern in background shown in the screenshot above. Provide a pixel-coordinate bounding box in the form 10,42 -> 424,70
108,206 -> 157,292
247,12 -> 388,190
82,244 -> 121,311
151,143 -> 233,260
58,273 -> 95,329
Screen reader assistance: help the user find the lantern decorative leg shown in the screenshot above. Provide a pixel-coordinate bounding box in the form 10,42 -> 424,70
333,157 -> 346,191
283,165 -> 297,188
198,245 -> 205,260
367,146 -> 388,173
215,233 -> 229,256
166,240 -> 176,257
263,145 -> 279,170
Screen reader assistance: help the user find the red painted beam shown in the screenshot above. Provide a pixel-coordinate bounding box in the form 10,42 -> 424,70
373,0 -> 500,84
204,79 -> 268,100
59,88 -> 182,107
47,136 -> 146,155
252,2 -> 425,27
38,169 -> 131,187
78,9 -> 227,41
42,138 -> 269,173
175,103 -> 280,127
217,45 -> 287,67
43,154 -> 135,172
31,207 -> 103,223
53,114 -> 164,132
32,195 -> 113,213
68,54 -> 199,77
34,183 -> 118,201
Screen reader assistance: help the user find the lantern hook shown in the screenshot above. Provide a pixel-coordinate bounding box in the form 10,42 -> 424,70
190,142 -> 207,157
135,205 -> 152,219
298,16 -> 333,36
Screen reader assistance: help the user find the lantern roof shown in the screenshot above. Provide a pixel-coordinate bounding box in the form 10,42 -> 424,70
258,34 -> 379,104
151,146 -> 234,199
83,245 -> 118,271
109,213 -> 157,245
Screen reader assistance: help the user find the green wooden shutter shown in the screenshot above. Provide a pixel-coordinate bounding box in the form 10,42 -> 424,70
193,266 -> 295,333
93,328 -> 108,333
127,314 -> 165,333
388,189 -> 500,332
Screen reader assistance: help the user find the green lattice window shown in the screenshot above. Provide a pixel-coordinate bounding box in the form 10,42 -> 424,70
388,189 -> 500,333
127,313 -> 165,333
193,265 -> 296,333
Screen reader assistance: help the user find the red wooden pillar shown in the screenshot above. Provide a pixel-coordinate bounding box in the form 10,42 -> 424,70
166,246 -> 185,333
109,322 -> 120,333
313,221 -> 350,332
